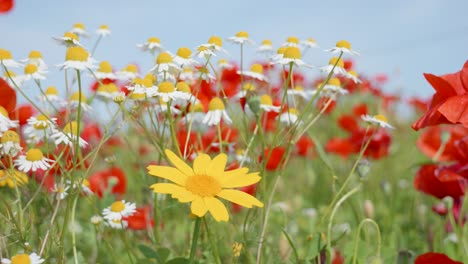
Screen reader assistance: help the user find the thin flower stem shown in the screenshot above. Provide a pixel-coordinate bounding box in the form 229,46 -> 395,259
189,217 -> 202,264
166,101 -> 182,156
217,123 -> 223,154
203,218 -> 221,264
351,218 -> 382,264
71,195 -> 79,264
39,198 -> 61,256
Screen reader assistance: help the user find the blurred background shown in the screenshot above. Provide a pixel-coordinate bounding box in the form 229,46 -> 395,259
1,0 -> 468,99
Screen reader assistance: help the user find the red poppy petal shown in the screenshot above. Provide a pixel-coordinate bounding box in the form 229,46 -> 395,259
0,78 -> 16,112
0,0 -> 14,13
415,252 -> 463,264
438,95 -> 468,127
424,73 -> 457,98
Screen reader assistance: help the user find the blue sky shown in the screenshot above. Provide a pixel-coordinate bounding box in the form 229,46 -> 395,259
1,0 -> 468,99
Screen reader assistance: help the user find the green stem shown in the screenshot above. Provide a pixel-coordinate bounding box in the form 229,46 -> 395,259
352,218 -> 382,264
189,217 -> 202,263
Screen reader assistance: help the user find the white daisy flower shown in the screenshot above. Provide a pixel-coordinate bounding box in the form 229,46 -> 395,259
237,63 -> 268,82
183,103 -> 207,130
257,39 -> 274,53
203,97 -> 232,126
302,38 -> 319,49
51,121 -> 88,149
24,114 -> 58,144
149,52 -> 179,74
67,178 -> 93,195
198,36 -> 228,55
0,130 -> 22,156
106,218 -> 128,229
227,31 -> 254,45
270,46 -> 287,62
179,67 -> 196,84
20,63 -> 47,82
1,252 -> 44,264
57,46 -> 96,71
235,149 -> 252,163
320,57 -> 348,76
53,32 -> 82,47
2,70 -> 24,88
259,94 -> 280,112
278,108 -> 302,126
51,183 -> 70,200
90,215 -> 103,225
102,200 -> 136,221
96,83 -> 121,100
283,36 -> 301,47
195,45 -> 216,59
287,85 -> 316,100
70,23 -> 89,37
0,106 -> 19,136
346,70 -> 362,84
0,48 -> 23,68
234,82 -> 256,99
218,59 -> 234,70
93,61 -> 117,80
273,46 -> 312,68
153,98 -> 181,114
173,47 -> 198,67
96,24 -> 111,37
125,77 -> 157,95
151,81 -> 190,103
361,114 -> 394,129
40,86 -> 62,103
174,81 -> 197,106
14,148 -> 54,173
326,40 -> 360,56
21,50 -> 47,71
195,66 -> 216,82
137,37 -> 164,53
67,92 -> 92,112
320,78 -> 349,96
116,64 -> 139,81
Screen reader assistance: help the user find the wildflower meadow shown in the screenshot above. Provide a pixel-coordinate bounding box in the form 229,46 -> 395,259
0,2 -> 467,264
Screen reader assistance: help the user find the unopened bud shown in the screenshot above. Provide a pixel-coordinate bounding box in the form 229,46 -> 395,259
363,200 -> 375,219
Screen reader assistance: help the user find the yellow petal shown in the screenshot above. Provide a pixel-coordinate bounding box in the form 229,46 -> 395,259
193,154 -> 211,175
172,189 -> 196,203
222,172 -> 261,188
150,183 -> 184,194
206,153 -> 227,177
165,149 -> 194,176
204,197 -> 229,222
147,165 -> 187,186
218,167 -> 249,186
191,197 -> 208,217
217,189 -> 263,208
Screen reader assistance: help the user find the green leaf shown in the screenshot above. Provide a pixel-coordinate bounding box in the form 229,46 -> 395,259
136,259 -> 156,264
165,257 -> 190,264
138,244 -> 165,264
156,247 -> 171,262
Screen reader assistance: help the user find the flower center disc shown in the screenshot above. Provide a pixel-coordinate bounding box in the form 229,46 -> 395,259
26,148 -> 44,162
110,201 -> 125,212
185,174 -> 221,197
11,254 -> 31,264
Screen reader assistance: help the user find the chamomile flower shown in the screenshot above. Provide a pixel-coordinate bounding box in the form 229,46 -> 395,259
22,50 -> 47,70
196,45 -> 216,59
0,169 -> 28,188
51,121 -> 88,148
153,98 -> 181,114
283,36 -> 300,47
90,215 -> 103,225
287,85 -> 315,100
175,81 -> 197,105
0,131 -> 22,156
0,106 -> 19,135
320,57 -> 348,76
200,35 -> 228,55
234,82 -> 256,99
21,63 -> 47,82
274,46 -> 312,68
15,148 -> 54,172
235,149 -> 252,163
102,200 -> 136,221
57,46 -> 96,71
361,114 -> 394,129
149,52 -> 179,74
203,97 -> 232,126
151,81 -> 189,102
184,103 -> 207,129
326,40 -> 360,55
321,78 -> 348,96
257,39 -> 274,53
40,86 -> 61,103
346,70 -> 362,83
278,108 -> 301,126
106,219 -> 128,229
67,178 -> 93,195
0,48 -> 23,68
2,70 -> 24,87
195,66 -> 216,81
1,252 -> 44,264
237,63 -> 268,82
227,31 -> 254,45
68,92 -> 92,112
93,61 -> 117,80
113,91 -> 126,104
116,64 -> 139,81
259,94 -> 280,112
96,83 -> 120,99
173,47 -> 198,67
271,46 -> 287,62
96,24 -> 111,37
53,32 -> 82,47
137,37 -> 164,53
24,114 -> 58,144
218,59 -> 234,70
302,38 -> 319,48
70,23 -> 89,37
51,183 -> 70,200
179,67 -> 196,83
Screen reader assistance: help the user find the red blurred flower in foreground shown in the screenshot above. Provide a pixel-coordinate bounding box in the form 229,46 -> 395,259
262,147 -> 286,171
10,104 -> 36,127
0,78 -> 16,112
414,163 -> 467,200
415,252 -> 463,264
123,206 -> 155,230
413,61 -> 468,130
416,125 -> 468,162
89,167 -> 127,197
0,0 -> 14,13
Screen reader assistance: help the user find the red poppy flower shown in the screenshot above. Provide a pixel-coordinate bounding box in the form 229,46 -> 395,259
338,115 -> 359,132
88,167 -> 127,198
325,137 -> 355,158
416,125 -> 468,162
9,104 -> 36,127
317,97 -> 336,114
414,252 -> 463,264
0,78 -> 16,112
81,123 -> 103,145
408,97 -> 429,113
413,61 -> 468,130
123,206 -> 155,230
414,164 -> 467,199
295,135 -> 315,157
261,147 -> 286,171
0,0 -> 13,13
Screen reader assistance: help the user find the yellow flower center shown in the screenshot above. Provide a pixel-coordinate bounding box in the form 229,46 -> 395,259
276,46 -> 286,55
329,57 -> 344,68
28,50 -> 42,59
260,94 -> 273,106
4,70 -> 15,77
348,70 -> 358,77
156,52 -> 173,64
189,103 -> 204,112
98,61 -> 113,73
158,81 -> 175,93
208,36 -> 223,47
218,59 -> 228,65
110,201 -> 125,212
374,114 -> 388,123
235,31 -> 249,38
129,93 -> 145,100
288,108 -> 299,115
99,24 -> 109,30
65,46 -> 89,62
287,36 -> 299,44
250,64 -> 263,74
148,37 -> 161,44
63,121 -> 79,135
0,48 -> 12,60
307,38 -> 316,43
45,86 -> 58,96
82,179 -> 90,188
208,97 -> 225,111
293,85 -> 304,91
176,81 -> 191,93
176,47 -> 192,59
327,78 -> 341,86
142,78 -> 153,88
235,149 -> 245,156
183,67 -> 193,73
26,148 -> 44,162
10,254 -> 31,264
242,83 -> 256,91
0,106 -> 8,117
144,73 -> 156,83
185,174 -> 222,197
24,64 -> 38,75
33,115 -> 49,129
98,83 -> 119,93
71,92 -> 87,102
197,46 -> 209,52
336,40 -> 351,50
124,64 -> 138,73
261,39 -> 272,46
63,32 -> 79,41
73,23 -> 85,30
1,130 -> 20,143
283,47 -> 301,59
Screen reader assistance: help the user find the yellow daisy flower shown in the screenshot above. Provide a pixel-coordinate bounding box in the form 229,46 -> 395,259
148,149 -> 264,222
